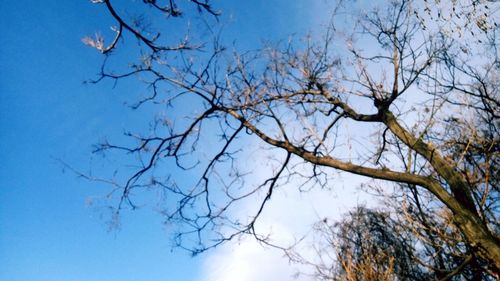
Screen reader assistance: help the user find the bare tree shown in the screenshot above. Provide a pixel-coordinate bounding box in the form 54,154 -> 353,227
84,0 -> 499,276
305,201 -> 497,280
307,207 -> 425,280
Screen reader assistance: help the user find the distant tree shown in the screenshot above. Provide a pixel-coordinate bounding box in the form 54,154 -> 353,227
84,0 -> 499,277
306,202 -> 496,280
308,207 -> 427,280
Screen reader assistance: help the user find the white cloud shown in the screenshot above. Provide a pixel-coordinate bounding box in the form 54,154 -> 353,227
201,238 -> 298,281
199,169 -> 371,281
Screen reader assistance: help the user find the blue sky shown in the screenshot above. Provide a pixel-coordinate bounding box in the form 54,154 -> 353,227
0,1 -> 338,281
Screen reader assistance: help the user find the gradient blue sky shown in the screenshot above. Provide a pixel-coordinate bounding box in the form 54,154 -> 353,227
0,1 -> 334,281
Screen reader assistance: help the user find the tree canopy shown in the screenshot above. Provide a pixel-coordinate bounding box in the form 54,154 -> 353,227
84,0 -> 499,278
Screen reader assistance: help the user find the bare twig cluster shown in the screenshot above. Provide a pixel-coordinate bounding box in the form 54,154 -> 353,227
83,0 -> 499,277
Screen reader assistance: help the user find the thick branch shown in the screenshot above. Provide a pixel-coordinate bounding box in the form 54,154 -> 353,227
224,107 -> 500,271
382,110 -> 477,214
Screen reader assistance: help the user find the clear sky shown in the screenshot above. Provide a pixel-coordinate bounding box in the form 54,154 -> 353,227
0,1 -> 353,281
